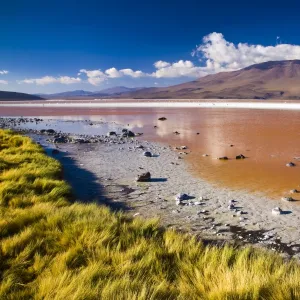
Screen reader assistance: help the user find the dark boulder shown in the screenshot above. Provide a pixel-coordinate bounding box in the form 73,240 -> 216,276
218,156 -> 229,160
46,129 -> 56,135
143,151 -> 152,157
136,172 -> 151,182
107,131 -> 117,137
158,117 -> 167,121
53,137 -> 67,143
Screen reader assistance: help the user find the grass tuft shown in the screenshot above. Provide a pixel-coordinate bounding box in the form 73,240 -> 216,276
0,129 -> 300,299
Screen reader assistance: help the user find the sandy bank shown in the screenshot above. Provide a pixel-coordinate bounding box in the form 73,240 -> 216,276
3,100 -> 300,110
29,125 -> 300,260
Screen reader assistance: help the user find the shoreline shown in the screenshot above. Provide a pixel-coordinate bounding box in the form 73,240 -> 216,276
3,100 -> 300,110
19,120 -> 300,259
2,116 -> 300,258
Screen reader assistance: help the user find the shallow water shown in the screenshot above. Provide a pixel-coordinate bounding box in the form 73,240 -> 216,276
2,106 -> 300,199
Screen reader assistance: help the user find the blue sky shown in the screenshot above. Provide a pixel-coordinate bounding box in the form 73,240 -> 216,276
1,0 -> 300,93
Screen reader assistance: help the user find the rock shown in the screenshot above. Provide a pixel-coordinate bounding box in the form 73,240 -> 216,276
136,172 -> 151,182
196,132 -> 200,135
218,156 -> 229,160
122,129 -> 128,133
272,207 -> 282,215
202,154 -> 209,157
107,131 -> 117,137
46,129 -> 56,135
228,204 -> 235,210
173,131 -> 180,135
158,117 -> 167,121
123,130 -> 135,137
154,125 -> 158,128
281,197 -> 294,202
181,146 -> 188,150
53,137 -> 67,143
143,151 -> 152,157
236,154 -> 246,159
290,189 -> 298,194
175,193 -> 190,201
286,162 -> 296,167
52,149 -> 59,155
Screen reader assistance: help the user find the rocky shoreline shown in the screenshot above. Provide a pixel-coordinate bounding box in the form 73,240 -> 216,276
2,116 -> 300,260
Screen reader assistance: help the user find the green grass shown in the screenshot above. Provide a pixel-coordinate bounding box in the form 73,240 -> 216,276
0,129 -> 300,299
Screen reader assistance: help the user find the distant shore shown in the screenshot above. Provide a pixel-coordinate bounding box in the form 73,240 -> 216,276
3,100 -> 300,110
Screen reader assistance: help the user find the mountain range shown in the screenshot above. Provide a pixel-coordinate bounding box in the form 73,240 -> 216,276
117,60 -> 300,99
38,86 -> 145,99
0,91 -> 44,101
3,60 -> 300,101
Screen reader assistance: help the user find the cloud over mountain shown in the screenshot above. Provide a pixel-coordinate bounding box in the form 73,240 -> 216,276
15,33 -> 300,87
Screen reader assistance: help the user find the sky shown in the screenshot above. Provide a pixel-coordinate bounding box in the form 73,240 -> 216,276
2,0 -> 300,94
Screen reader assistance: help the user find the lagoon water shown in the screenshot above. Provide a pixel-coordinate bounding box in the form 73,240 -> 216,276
2,105 -> 300,199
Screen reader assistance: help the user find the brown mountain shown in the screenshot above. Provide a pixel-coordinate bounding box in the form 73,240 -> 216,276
0,91 -> 44,101
120,60 -> 300,99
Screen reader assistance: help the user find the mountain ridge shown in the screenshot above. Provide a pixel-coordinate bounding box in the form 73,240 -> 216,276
117,60 -> 300,99
0,91 -> 44,101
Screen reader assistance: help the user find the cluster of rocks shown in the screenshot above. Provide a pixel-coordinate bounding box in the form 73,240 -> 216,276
0,117 -> 43,129
217,154 -> 246,160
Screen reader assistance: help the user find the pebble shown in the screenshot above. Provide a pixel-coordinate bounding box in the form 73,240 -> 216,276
286,162 -> 296,167
281,197 -> 294,202
272,207 -> 282,215
290,189 -> 298,194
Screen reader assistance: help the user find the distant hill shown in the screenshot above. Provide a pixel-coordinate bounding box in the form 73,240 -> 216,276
119,60 -> 300,99
0,91 -> 44,101
94,86 -> 144,95
41,86 -> 145,99
38,90 -> 95,99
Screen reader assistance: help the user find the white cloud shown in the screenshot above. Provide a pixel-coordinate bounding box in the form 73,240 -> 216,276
79,67 -> 147,86
105,68 -> 122,78
149,33 -> 300,79
154,61 -> 171,69
152,60 -> 206,78
78,69 -> 107,85
117,68 -> 145,78
0,70 -> 8,75
19,75 -> 81,85
15,32 -> 300,88
194,32 -> 300,73
0,80 -> 8,84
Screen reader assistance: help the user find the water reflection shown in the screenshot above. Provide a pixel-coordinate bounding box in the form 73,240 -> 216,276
2,106 -> 300,198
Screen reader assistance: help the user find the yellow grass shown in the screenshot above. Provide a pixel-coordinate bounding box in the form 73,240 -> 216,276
0,129 -> 300,299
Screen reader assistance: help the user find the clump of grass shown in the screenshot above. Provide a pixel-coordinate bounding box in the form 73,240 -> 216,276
0,129 -> 300,299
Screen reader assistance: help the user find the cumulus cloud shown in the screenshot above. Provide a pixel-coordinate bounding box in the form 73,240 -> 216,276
15,32 -> 300,87
0,70 -> 8,75
0,80 -> 8,84
78,69 -> 107,85
194,32 -> 300,73
19,76 -> 81,85
149,33 -> 300,79
154,61 -> 171,69
79,67 -> 147,85
152,60 -> 206,78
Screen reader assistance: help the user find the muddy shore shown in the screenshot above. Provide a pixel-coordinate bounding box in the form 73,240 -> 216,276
2,116 -> 300,259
